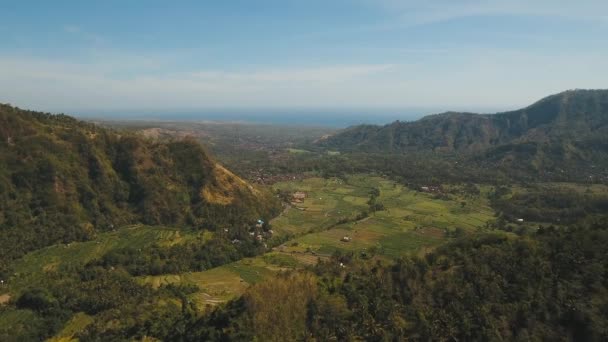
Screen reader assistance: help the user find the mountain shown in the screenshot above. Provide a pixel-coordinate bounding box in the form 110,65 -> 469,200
319,89 -> 608,153
0,104 -> 280,274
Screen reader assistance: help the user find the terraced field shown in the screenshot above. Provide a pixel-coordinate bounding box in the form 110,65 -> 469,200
152,175 -> 496,305
269,177 -> 369,235
272,175 -> 494,257
139,253 -> 292,306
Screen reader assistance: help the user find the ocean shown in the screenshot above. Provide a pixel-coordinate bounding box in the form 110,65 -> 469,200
75,108 -> 432,128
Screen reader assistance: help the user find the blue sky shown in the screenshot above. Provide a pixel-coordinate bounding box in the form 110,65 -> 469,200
1,0 -> 607,116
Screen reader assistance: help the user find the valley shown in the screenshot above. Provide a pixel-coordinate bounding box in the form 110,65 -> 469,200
1,90 -> 608,340
3,175 -> 496,314
138,175 -> 496,306
3,2 -> 608,339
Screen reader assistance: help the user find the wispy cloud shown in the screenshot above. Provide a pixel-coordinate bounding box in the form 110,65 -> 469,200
63,25 -> 82,34
63,24 -> 106,45
362,0 -> 608,28
188,65 -> 394,83
2,47 -> 606,113
0,56 -> 397,110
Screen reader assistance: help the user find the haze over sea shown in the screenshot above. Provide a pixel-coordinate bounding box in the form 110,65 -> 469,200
76,106 -> 503,128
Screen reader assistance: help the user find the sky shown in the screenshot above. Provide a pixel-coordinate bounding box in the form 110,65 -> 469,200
1,0 -> 607,119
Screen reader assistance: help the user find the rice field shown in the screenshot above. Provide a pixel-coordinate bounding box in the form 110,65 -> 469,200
272,175 -> 494,257
153,175 -> 496,305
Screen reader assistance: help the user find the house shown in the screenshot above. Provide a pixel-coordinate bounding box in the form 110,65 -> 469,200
516,218 -> 524,223
341,236 -> 351,242
421,186 -> 442,194
292,191 -> 307,203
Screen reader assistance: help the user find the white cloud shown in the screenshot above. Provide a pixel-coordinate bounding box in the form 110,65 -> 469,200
188,65 -> 394,83
1,47 -> 607,113
366,0 -> 608,27
63,24 -> 106,45
64,25 -> 82,34
0,57 -> 395,110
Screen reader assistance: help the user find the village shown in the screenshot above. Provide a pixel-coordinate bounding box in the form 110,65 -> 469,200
230,218 -> 275,247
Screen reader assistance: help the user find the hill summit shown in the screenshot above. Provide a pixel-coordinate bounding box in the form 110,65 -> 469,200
0,104 -> 279,273
319,89 -> 608,152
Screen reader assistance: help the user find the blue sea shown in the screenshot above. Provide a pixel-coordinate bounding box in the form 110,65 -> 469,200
76,108 -> 434,128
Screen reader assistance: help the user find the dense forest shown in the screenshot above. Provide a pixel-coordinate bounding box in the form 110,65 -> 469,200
6,221 -> 605,341
179,222 -> 608,341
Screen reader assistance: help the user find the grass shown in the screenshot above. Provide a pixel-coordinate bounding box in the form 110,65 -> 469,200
0,308 -> 38,339
230,264 -> 272,284
545,182 -> 608,194
262,253 -> 300,268
271,177 -> 369,236
140,267 -> 247,306
379,230 -> 444,258
272,175 -> 495,258
139,254 -> 291,307
287,148 -> 312,154
48,312 -> 94,342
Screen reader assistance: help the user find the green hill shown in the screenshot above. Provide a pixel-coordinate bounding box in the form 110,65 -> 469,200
317,90 -> 608,181
0,104 -> 280,276
320,89 -> 608,153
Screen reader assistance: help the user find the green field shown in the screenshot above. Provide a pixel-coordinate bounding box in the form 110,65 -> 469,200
139,253 -> 297,306
287,148 -> 312,154
147,175 -> 496,305
270,176 -> 370,235
48,312 -> 94,342
272,176 -> 494,257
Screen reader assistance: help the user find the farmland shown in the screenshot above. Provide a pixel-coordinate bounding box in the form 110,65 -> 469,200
144,175 -> 496,306
271,175 -> 494,257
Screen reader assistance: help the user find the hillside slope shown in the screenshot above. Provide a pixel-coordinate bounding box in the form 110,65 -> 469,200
0,104 -> 280,275
320,89 -> 608,153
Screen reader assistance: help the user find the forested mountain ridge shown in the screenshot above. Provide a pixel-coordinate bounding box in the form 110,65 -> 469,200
0,104 -> 279,275
319,89 -> 608,153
